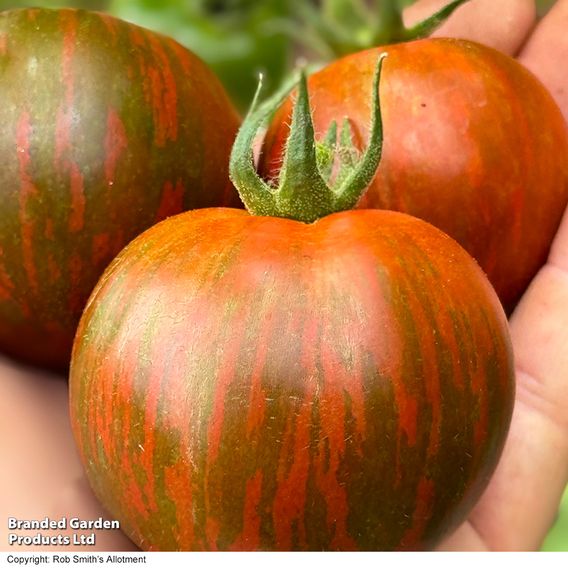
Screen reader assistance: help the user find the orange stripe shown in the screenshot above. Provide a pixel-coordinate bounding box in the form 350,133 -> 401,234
145,32 -> 178,147
16,110 -> 39,294
104,108 -> 128,185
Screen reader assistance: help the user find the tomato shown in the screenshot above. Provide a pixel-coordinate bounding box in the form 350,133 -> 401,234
260,39 -> 568,312
0,8 -> 241,370
69,58 -> 514,550
69,206 -> 513,551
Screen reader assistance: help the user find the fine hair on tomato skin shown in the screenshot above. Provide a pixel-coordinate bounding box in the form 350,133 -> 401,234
69,207 -> 514,552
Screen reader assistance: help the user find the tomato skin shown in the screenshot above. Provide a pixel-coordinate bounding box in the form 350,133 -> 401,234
0,8 -> 241,370
69,207 -> 514,551
260,38 -> 568,312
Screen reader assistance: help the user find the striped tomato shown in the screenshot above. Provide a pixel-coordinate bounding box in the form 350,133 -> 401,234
259,39 -> 568,313
0,8 -> 241,370
69,58 -> 514,551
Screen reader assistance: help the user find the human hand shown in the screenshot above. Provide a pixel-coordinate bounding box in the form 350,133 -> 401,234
0,357 -> 137,551
1,0 -> 567,553
403,0 -> 568,551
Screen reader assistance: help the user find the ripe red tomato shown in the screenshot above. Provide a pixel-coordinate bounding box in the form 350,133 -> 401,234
260,39 -> 568,312
0,8 -> 241,370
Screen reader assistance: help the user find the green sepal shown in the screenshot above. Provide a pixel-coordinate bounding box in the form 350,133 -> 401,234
276,71 -> 335,221
316,121 -> 338,183
333,59 -> 384,212
228,73 -> 298,217
398,0 -> 471,42
339,119 -> 357,168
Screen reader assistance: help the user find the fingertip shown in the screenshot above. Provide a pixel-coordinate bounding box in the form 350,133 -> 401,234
404,0 -> 537,56
519,0 -> 568,121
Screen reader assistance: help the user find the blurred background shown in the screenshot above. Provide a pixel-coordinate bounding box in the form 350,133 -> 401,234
0,0 -> 560,111
0,0 -> 565,551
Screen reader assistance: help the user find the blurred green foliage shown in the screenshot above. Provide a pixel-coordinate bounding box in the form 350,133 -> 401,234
108,0 -> 291,112
0,0 -> 566,550
0,0 -> 559,109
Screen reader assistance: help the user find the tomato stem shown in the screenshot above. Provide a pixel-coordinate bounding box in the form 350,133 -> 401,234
289,0 -> 470,58
397,0 -> 470,42
229,54 -> 387,223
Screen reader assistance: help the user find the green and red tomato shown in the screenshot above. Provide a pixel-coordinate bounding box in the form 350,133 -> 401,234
69,207 -> 514,551
0,8 -> 241,370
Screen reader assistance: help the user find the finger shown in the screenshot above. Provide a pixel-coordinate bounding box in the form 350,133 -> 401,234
519,0 -> 568,120
437,521 -> 487,550
454,205 -> 568,550
403,0 -> 536,56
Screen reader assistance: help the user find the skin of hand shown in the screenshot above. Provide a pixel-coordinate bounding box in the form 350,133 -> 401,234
0,0 -> 567,553
406,0 -> 568,552
0,357 -> 137,551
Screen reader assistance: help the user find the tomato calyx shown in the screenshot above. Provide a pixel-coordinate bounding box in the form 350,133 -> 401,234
229,53 -> 387,224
